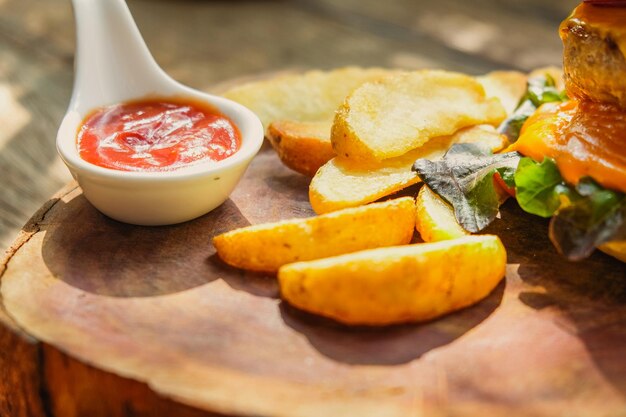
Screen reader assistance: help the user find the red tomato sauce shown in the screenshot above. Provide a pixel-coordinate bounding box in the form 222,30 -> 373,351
77,97 -> 241,172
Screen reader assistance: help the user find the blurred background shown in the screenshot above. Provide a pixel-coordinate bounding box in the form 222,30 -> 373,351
0,0 -> 578,250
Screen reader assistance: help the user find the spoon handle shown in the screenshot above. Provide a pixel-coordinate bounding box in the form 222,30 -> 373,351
69,0 -> 175,111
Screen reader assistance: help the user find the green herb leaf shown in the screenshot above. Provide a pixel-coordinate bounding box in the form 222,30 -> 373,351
550,186 -> 626,261
412,143 -> 521,233
514,157 -> 578,218
498,73 -> 566,143
526,74 -> 564,107
498,101 -> 536,142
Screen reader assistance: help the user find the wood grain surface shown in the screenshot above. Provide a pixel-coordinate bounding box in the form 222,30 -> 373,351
0,0 -> 579,250
2,1 -> 621,416
1,144 -> 625,417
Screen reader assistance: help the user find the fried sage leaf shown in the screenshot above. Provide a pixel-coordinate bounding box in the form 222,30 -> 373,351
413,143 -> 521,233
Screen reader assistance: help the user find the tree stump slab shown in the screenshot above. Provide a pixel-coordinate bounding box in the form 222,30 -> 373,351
1,145 -> 625,417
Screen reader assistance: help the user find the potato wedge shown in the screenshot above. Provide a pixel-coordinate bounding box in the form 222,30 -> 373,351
310,125 -> 507,214
415,185 -> 468,242
599,241 -> 626,263
213,197 -> 415,272
331,70 -> 507,162
266,120 -> 334,176
415,180 -> 511,243
279,235 -> 506,325
223,67 -> 398,131
477,71 -> 528,116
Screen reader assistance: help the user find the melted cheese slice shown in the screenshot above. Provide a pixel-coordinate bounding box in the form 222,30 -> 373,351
509,100 -> 626,193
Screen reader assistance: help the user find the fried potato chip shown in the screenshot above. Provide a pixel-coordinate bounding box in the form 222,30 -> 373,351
310,125 -> 507,214
477,71 -> 528,115
278,235 -> 506,325
309,152 -> 420,216
415,185 -> 468,242
331,70 -> 507,162
223,67 -> 399,131
213,197 -> 415,273
264,70 -> 522,178
266,120 -> 334,177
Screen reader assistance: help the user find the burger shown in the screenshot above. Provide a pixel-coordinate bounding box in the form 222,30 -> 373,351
413,0 -> 626,262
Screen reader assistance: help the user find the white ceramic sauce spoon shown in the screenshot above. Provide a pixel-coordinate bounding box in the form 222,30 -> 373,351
57,0 -> 263,225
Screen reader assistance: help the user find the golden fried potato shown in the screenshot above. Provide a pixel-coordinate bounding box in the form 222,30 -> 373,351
310,125 -> 507,214
266,120 -> 334,177
415,178 -> 511,243
331,70 -> 506,162
415,185 -> 468,242
477,71 -> 527,115
477,68 -> 564,117
223,67 -> 399,131
599,241 -> 626,263
309,150 -> 421,216
279,235 -> 507,325
213,197 -> 415,273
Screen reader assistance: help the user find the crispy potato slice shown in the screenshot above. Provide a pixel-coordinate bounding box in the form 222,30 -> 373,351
477,68 -> 564,117
309,139 -> 444,215
331,70 -> 507,162
310,125 -> 507,214
265,71 -> 525,177
223,67 -> 399,131
266,120 -> 334,176
415,185 -> 468,242
477,71 -> 528,115
213,197 -> 415,273
279,235 -> 506,326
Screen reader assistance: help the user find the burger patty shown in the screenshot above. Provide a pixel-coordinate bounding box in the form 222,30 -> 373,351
561,4 -> 626,109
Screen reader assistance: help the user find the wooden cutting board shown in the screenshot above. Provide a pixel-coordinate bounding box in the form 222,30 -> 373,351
1,143 -> 625,417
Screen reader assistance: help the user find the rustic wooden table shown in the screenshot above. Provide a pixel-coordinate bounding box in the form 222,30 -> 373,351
1,146 -> 624,417
3,2 -> 626,417
0,0 -> 577,250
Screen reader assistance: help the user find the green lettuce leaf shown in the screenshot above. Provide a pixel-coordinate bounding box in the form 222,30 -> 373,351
412,143 -> 521,233
526,74 -> 567,106
514,158 -> 626,259
414,145 -> 626,261
498,73 -> 567,143
514,157 -> 578,218
550,182 -> 626,261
